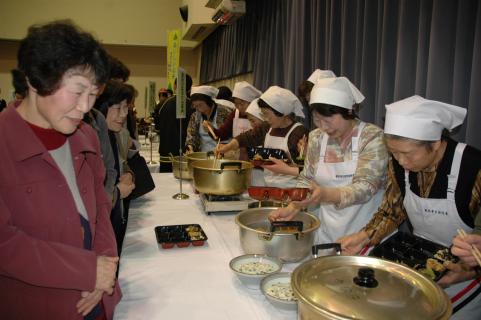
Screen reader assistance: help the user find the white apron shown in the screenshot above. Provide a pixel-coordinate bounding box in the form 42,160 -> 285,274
263,123 -> 301,188
314,122 -> 384,243
403,142 -> 481,319
198,109 -> 227,152
232,109 -> 252,137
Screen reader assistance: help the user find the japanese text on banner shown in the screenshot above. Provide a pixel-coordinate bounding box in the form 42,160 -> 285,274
167,30 -> 181,92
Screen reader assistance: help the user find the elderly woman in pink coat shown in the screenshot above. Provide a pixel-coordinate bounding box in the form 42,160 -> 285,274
0,21 -> 121,319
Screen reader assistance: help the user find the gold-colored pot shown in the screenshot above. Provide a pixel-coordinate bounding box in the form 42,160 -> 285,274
185,151 -> 215,178
192,159 -> 253,195
292,255 -> 452,320
171,156 -> 192,180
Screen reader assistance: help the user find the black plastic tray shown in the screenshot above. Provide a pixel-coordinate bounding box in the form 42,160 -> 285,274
154,224 -> 208,249
246,147 -> 288,161
369,232 -> 457,281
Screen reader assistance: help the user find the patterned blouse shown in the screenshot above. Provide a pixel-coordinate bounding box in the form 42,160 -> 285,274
364,142 -> 481,244
185,104 -> 232,152
298,119 -> 388,209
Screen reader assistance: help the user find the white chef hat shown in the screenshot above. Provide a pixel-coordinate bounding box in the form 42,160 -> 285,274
245,98 -> 263,121
307,69 -> 336,84
384,95 -> 467,141
309,77 -> 365,109
190,85 -> 219,99
232,81 -> 262,102
214,99 -> 235,110
260,86 -> 305,118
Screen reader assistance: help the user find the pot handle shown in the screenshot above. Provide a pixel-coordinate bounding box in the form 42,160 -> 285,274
220,162 -> 242,172
270,221 -> 303,232
270,221 -> 303,240
206,151 -> 215,158
311,243 -> 342,258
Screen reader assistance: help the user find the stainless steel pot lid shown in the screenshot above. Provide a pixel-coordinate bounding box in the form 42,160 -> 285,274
292,255 -> 451,320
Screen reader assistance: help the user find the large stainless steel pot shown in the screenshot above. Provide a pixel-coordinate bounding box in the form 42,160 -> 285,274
236,207 -> 320,262
192,159 -> 253,195
185,151 -> 215,177
171,156 -> 191,180
292,255 -> 452,320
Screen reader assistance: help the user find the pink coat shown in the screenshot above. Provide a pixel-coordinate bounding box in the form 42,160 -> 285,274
0,106 -> 121,319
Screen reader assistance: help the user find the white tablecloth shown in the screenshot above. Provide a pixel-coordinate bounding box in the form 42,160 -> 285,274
114,173 -> 297,320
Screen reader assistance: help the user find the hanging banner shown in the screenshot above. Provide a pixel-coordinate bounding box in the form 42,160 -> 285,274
148,81 -> 157,116
144,86 -> 148,117
167,29 -> 181,92
176,67 -> 187,119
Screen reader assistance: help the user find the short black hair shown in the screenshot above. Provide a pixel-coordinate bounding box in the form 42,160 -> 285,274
310,103 -> 357,120
190,93 -> 215,108
258,98 -> 283,117
108,55 -> 130,82
217,86 -> 232,100
17,20 -> 110,96
11,69 -> 28,97
174,74 -> 193,92
95,80 -> 135,117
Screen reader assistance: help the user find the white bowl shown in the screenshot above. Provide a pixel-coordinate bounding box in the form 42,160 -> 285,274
261,272 -> 298,312
229,254 -> 283,290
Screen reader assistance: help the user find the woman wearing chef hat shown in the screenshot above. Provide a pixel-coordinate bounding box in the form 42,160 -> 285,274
339,95 -> 481,319
298,69 -> 337,130
245,98 -> 266,129
203,81 -> 262,159
185,85 -> 232,152
269,77 -> 388,244
217,86 -> 309,187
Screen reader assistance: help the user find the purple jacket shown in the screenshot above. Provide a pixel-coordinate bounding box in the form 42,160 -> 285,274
0,106 -> 121,319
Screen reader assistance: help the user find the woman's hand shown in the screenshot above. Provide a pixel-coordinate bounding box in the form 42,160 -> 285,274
261,157 -> 299,176
95,256 -> 119,294
268,203 -> 299,222
215,140 -> 239,157
292,181 -> 323,208
117,173 -> 135,199
337,231 -> 370,255
437,262 -> 476,288
452,233 -> 481,267
76,289 -> 104,316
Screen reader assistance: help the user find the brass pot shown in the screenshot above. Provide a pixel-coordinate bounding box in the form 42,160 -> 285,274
172,156 -> 191,180
292,255 -> 452,320
192,159 -> 253,195
185,151 -> 215,178
236,207 -> 320,262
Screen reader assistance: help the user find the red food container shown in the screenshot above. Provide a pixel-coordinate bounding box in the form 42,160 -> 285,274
161,242 -> 175,249
250,159 -> 274,167
248,186 -> 287,201
285,188 -> 310,201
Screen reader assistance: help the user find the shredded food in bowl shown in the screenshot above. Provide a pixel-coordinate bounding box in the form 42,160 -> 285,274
266,282 -> 297,301
237,261 -> 277,275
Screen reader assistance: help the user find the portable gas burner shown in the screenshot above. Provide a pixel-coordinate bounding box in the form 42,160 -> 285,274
200,193 -> 254,215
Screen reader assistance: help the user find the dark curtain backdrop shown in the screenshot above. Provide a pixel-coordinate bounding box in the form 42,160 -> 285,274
200,0 -> 481,149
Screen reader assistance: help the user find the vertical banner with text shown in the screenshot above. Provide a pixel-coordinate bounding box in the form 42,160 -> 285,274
148,81 -> 156,115
167,29 -> 181,92
176,67 -> 187,119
